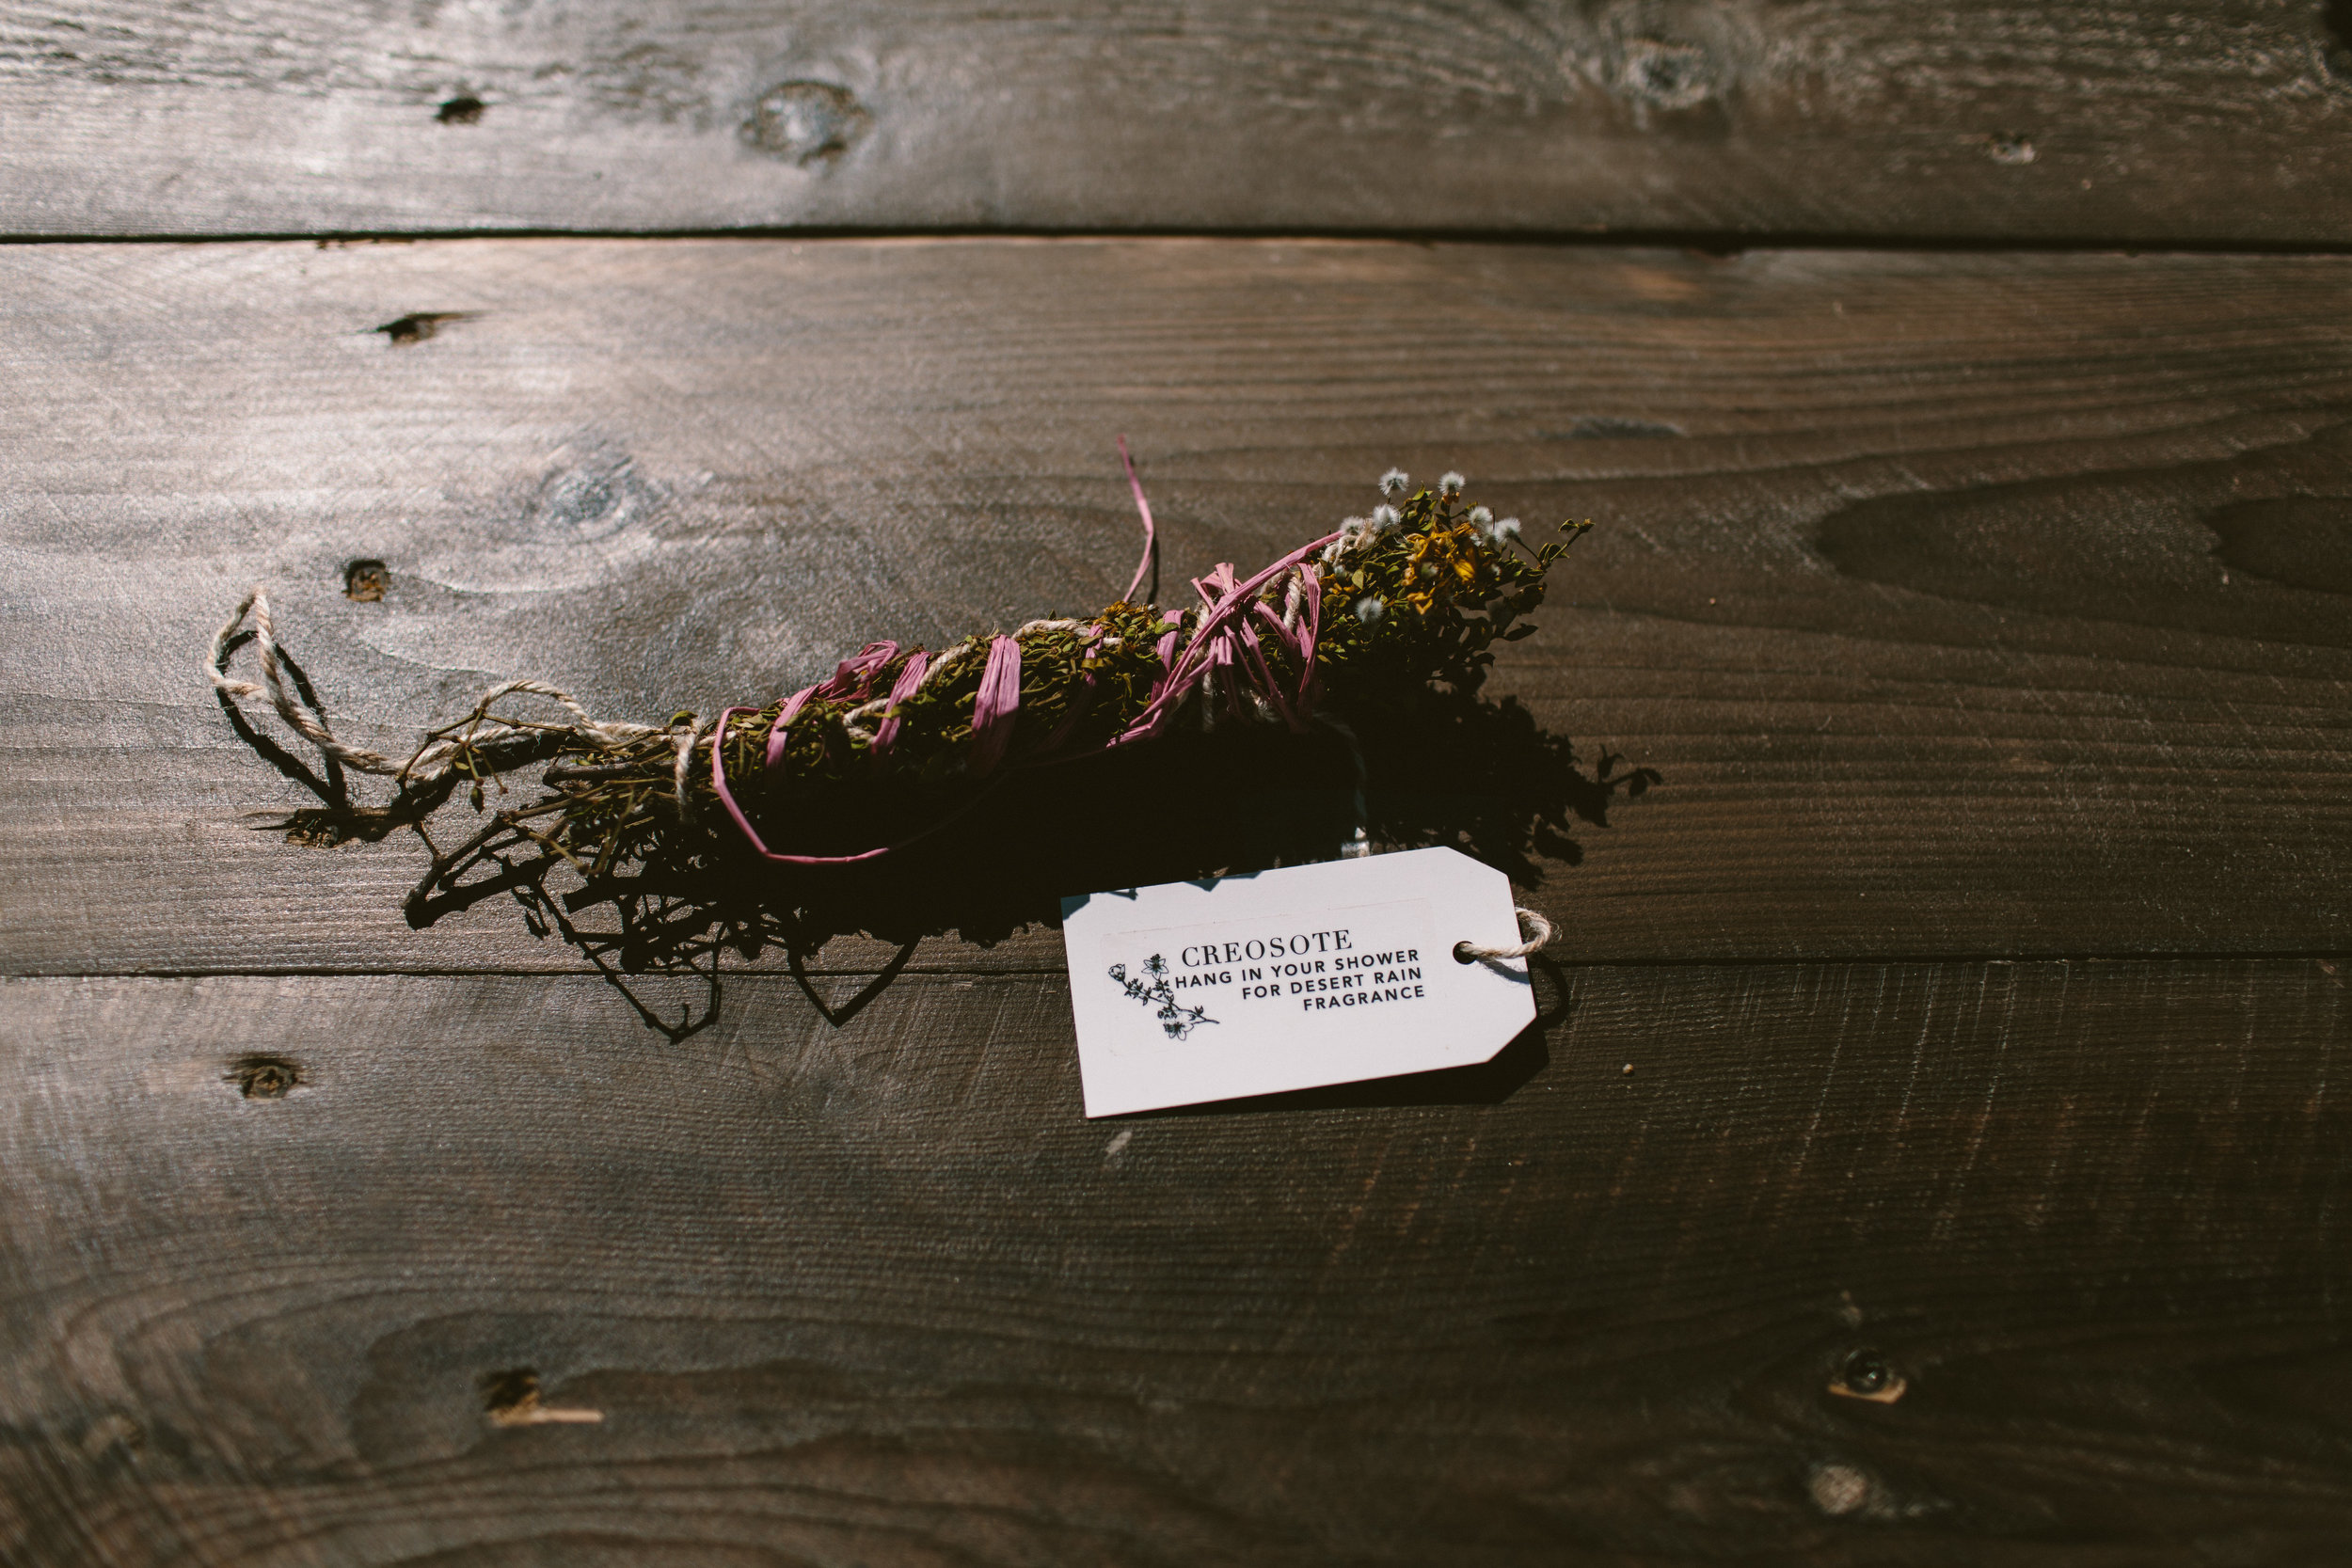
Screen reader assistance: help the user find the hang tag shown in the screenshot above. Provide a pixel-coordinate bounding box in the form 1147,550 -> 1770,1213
1059,847 -> 1538,1117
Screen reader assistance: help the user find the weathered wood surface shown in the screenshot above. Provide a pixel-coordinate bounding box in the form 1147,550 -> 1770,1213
2,959 -> 2347,1565
5,2 -> 2352,242
8,230 -> 2351,1562
3,239 -> 2348,974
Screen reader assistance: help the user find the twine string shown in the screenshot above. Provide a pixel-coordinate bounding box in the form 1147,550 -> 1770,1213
1455,908 -> 1553,961
212,446 -> 1446,876
209,587 -> 667,790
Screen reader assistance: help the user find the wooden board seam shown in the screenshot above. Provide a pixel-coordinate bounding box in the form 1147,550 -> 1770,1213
9,949 -> 2348,981
9,227 -> 2352,257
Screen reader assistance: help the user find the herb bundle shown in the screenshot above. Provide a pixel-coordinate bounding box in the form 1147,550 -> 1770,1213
210,465 -> 1589,910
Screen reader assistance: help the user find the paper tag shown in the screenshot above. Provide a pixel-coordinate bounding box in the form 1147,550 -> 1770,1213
1059,847 -> 1537,1117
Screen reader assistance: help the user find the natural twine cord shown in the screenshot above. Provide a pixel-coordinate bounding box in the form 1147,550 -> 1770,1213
213,585 -> 1561,962
1455,907 -> 1553,962
211,544 -> 1321,823
210,442 -> 1418,846
1312,714 -> 1372,861
208,585 -> 671,787
1314,714 -> 1546,959
216,585 -> 1558,957
210,563 -> 1318,824
1311,714 -> 1547,960
210,449 -> 1564,935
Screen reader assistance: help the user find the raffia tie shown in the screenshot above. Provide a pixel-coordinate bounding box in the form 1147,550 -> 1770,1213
706,439 -> 1362,866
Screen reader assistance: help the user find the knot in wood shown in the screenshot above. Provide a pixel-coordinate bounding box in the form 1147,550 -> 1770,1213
742,81 -> 868,166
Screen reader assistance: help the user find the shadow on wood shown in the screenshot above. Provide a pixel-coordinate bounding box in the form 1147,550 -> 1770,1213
251,689 -> 1656,1046
1133,951 -> 1572,1117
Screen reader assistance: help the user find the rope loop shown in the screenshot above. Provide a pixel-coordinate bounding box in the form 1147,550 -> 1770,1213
210,585 -> 657,788
1454,908 -> 1552,962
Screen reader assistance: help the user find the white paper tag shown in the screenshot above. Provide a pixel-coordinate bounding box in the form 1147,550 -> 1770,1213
1060,847 -> 1538,1117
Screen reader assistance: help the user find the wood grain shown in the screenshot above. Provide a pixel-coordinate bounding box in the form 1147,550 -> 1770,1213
3,238 -> 2347,975
1,960 -> 2347,1564
3,2 -> 2352,241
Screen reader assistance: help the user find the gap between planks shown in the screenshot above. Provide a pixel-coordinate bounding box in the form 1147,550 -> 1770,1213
8,226 -> 2352,257
7,949 -> 2345,982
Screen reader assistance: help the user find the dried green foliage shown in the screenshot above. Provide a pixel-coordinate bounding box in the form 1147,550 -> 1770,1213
1313,479 -> 1586,705
406,478 -> 1589,904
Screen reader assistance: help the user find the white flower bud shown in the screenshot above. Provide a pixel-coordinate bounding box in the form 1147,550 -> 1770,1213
1378,468 -> 1409,498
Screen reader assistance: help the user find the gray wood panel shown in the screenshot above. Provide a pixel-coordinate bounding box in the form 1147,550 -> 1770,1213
4,2 -> 2352,241
2,960 -> 2347,1563
5,239 -> 2348,974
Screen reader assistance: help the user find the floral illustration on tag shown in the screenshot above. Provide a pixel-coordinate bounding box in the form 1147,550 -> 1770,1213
1107,955 -> 1218,1039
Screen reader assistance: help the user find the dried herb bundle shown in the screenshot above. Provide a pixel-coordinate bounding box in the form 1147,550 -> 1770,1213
211,467 -> 1589,911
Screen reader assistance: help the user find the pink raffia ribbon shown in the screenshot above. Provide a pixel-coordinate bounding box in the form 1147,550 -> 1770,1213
867,651 -> 930,756
1107,537 -> 1328,748
1117,434 -> 1156,604
762,687 -> 814,772
711,442 -> 1340,867
967,636 -> 1023,777
715,701 -> 1013,866
764,641 -> 900,770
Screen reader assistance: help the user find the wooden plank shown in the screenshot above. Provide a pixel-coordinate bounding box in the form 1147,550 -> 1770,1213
3,239 -> 2350,975
1,959 -> 2347,1563
3,2 -> 2351,241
